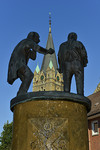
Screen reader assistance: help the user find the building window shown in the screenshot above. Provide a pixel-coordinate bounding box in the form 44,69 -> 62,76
57,76 -> 59,81
41,87 -> 43,91
36,80 -> 38,83
92,120 -> 99,136
41,75 -> 44,80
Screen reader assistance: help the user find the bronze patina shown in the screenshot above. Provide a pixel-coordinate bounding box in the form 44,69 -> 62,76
58,32 -> 88,95
7,32 -> 54,96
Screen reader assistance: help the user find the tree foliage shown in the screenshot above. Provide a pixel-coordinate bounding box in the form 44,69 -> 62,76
0,121 -> 13,150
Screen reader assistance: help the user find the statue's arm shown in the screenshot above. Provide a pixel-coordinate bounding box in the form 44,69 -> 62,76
32,42 -> 54,55
58,45 -> 63,73
37,46 -> 49,54
58,48 -> 61,67
80,43 -> 88,67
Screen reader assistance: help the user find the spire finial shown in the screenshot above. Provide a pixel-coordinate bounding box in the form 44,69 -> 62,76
49,12 -> 51,33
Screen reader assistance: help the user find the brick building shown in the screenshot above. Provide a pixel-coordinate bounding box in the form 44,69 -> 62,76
88,86 -> 100,150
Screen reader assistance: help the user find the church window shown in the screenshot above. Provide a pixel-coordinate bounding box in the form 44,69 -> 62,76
92,120 -> 99,136
41,87 -> 43,91
41,75 -> 44,80
57,76 -> 59,81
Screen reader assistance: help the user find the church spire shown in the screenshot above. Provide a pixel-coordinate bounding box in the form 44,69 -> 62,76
49,12 -> 51,33
41,13 -> 58,74
33,14 -> 64,92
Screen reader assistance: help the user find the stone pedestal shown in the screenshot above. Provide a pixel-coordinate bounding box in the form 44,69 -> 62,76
10,92 -> 91,150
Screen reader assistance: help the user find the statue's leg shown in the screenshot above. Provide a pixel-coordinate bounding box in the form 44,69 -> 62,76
75,68 -> 84,95
17,66 -> 34,96
63,63 -> 72,92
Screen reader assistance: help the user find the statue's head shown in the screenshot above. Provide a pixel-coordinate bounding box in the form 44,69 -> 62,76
68,32 -> 77,41
27,32 -> 40,43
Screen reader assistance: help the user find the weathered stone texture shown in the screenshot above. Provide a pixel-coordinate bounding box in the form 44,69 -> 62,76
12,99 -> 89,150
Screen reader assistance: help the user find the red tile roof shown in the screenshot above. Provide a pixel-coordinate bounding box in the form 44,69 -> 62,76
88,91 -> 100,118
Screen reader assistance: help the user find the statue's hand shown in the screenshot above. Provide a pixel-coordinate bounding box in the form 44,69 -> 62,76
48,48 -> 55,54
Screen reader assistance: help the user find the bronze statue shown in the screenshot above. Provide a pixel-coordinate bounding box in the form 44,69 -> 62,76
58,32 -> 88,95
7,32 -> 54,96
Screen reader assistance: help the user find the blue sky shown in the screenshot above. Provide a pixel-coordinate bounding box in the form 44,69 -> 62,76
0,0 -> 100,134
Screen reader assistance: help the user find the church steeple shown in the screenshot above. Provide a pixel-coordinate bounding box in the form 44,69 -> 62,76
49,12 -> 51,33
41,13 -> 58,74
33,14 -> 64,92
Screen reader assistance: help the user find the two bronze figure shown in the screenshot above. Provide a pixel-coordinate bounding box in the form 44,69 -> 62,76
7,32 -> 88,96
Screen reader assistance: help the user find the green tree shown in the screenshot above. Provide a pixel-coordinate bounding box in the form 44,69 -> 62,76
0,121 -> 13,150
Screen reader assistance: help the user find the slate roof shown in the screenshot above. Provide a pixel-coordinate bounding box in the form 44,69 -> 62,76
41,25 -> 58,74
88,91 -> 100,119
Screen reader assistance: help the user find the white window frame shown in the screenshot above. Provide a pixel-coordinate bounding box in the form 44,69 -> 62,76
92,120 -> 99,136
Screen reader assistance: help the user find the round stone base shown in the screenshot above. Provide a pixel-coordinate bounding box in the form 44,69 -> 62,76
11,92 -> 91,150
